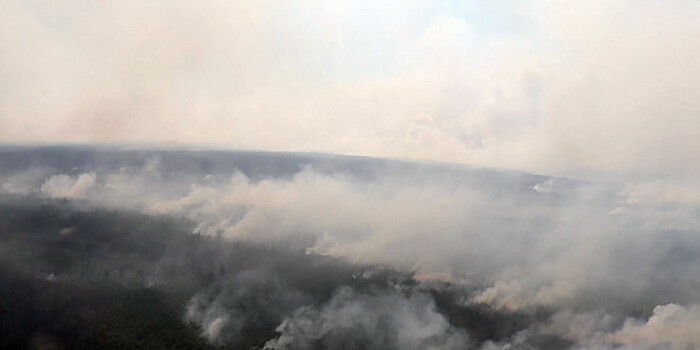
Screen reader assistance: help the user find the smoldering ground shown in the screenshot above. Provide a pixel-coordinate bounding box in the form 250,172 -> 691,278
2,146 -> 700,349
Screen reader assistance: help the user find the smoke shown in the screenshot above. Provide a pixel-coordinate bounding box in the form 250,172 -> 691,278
3,147 -> 700,348
40,172 -> 95,198
185,275 -> 309,345
264,286 -> 470,350
2,0 -> 698,347
607,303 -> 700,350
2,1 -> 698,176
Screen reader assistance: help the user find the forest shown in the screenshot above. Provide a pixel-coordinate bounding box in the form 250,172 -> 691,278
0,195 -> 563,349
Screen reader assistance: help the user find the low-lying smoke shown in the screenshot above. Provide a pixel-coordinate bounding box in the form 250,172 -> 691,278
2,147 -> 700,348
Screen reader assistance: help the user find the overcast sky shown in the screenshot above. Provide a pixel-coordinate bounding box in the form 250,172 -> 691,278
1,0 -> 698,176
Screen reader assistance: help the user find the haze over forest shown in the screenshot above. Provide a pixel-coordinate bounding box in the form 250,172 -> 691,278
1,0 -> 699,349
0,146 -> 699,349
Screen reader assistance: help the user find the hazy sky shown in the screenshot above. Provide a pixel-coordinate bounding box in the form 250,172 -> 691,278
1,0 -> 698,175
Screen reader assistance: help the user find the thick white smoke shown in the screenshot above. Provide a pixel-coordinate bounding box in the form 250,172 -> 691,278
264,287 -> 470,350
40,173 -> 96,198
5,154 -> 700,347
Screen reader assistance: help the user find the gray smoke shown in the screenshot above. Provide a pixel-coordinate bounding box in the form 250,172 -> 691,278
264,286 -> 470,350
2,146 -> 700,348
